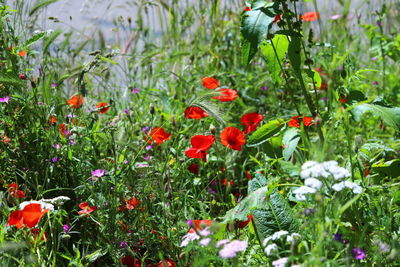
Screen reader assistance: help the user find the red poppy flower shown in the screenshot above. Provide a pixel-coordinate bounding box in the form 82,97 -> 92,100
301,12 -> 319,22
78,202 -> 97,215
7,203 -> 49,229
158,259 -> 176,267
244,6 -> 251,12
339,96 -> 347,103
236,214 -> 253,229
96,102 -> 110,114
185,135 -> 215,162
18,50 -> 27,56
125,196 -> 141,210
212,88 -> 238,102
187,163 -> 199,174
2,135 -> 11,144
184,106 -> 208,119
288,116 -> 300,128
121,256 -> 141,267
201,77 -> 220,89
302,116 -> 314,126
147,127 -> 171,145
67,95 -> 84,109
8,183 -> 25,198
241,112 -> 264,134
220,127 -> 246,151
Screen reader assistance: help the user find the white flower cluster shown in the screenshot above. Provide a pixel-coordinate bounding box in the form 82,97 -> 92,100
332,181 -> 362,194
263,231 -> 301,256
294,161 -> 362,201
41,196 -> 71,206
301,161 -> 350,180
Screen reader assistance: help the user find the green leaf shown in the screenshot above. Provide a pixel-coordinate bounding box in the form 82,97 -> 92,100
85,249 -> 106,262
372,159 -> 400,178
260,34 -> 289,84
29,0 -> 59,16
247,119 -> 285,147
352,103 -> 400,130
240,1 -> 277,65
288,36 -> 302,72
0,72 -> 25,87
249,174 -> 299,241
305,69 -> 322,88
252,191 -> 299,240
222,186 -> 269,223
282,128 -> 300,161
43,29 -> 62,53
22,32 -> 46,49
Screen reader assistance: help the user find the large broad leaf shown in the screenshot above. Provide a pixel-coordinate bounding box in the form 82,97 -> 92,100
372,159 -> 400,178
305,69 -> 322,88
260,34 -> 289,84
247,118 -> 285,147
241,1 -> 277,65
282,128 -> 300,161
352,103 -> 400,130
222,185 -> 269,223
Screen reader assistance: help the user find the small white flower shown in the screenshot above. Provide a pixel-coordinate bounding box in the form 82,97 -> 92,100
304,178 -> 323,189
272,257 -> 288,267
286,233 -> 301,244
180,231 -> 200,247
199,227 -> 211,236
332,181 -> 362,194
41,196 -> 70,206
264,243 -> 278,255
271,230 -> 289,240
199,238 -> 211,246
262,236 -> 272,246
293,186 -> 316,201
301,161 -> 319,170
216,239 -> 230,248
19,200 -> 54,211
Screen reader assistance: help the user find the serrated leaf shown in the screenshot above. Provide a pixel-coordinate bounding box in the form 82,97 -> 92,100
282,128 -> 300,161
352,103 -> 400,130
248,174 -> 299,241
240,1 -> 277,65
222,186 -> 269,223
288,36 -> 302,72
260,35 -> 289,84
247,118 -> 285,147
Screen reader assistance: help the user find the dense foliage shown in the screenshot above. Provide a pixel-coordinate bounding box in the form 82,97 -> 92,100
0,0 -> 399,266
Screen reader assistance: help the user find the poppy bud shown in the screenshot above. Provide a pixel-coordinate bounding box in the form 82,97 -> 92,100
19,73 -> 26,80
209,124 -> 216,135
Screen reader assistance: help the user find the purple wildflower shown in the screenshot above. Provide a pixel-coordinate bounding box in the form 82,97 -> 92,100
376,21 -> 382,27
260,86 -> 269,91
68,139 -> 76,145
51,83 -> 57,88
67,113 -> 77,118
120,241 -> 129,248
124,109 -> 129,115
144,153 -> 150,161
186,220 -> 193,227
49,157 -> 60,163
322,97 -> 328,102
372,81 -> 379,85
352,247 -> 366,260
142,126 -> 150,133
123,160 -> 129,164
52,144 -> 61,149
91,169 -> 106,177
330,14 -> 341,20
333,233 -> 342,242
145,145 -> 152,150
0,96 -> 10,103
63,224 -> 70,233
371,56 -> 378,61
131,88 -> 139,94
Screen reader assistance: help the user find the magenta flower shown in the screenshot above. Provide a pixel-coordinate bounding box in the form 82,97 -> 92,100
91,169 -> 106,177
63,224 -> 70,233
352,247 -> 366,260
0,96 -> 10,103
131,88 -> 139,94
330,14 -> 341,20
